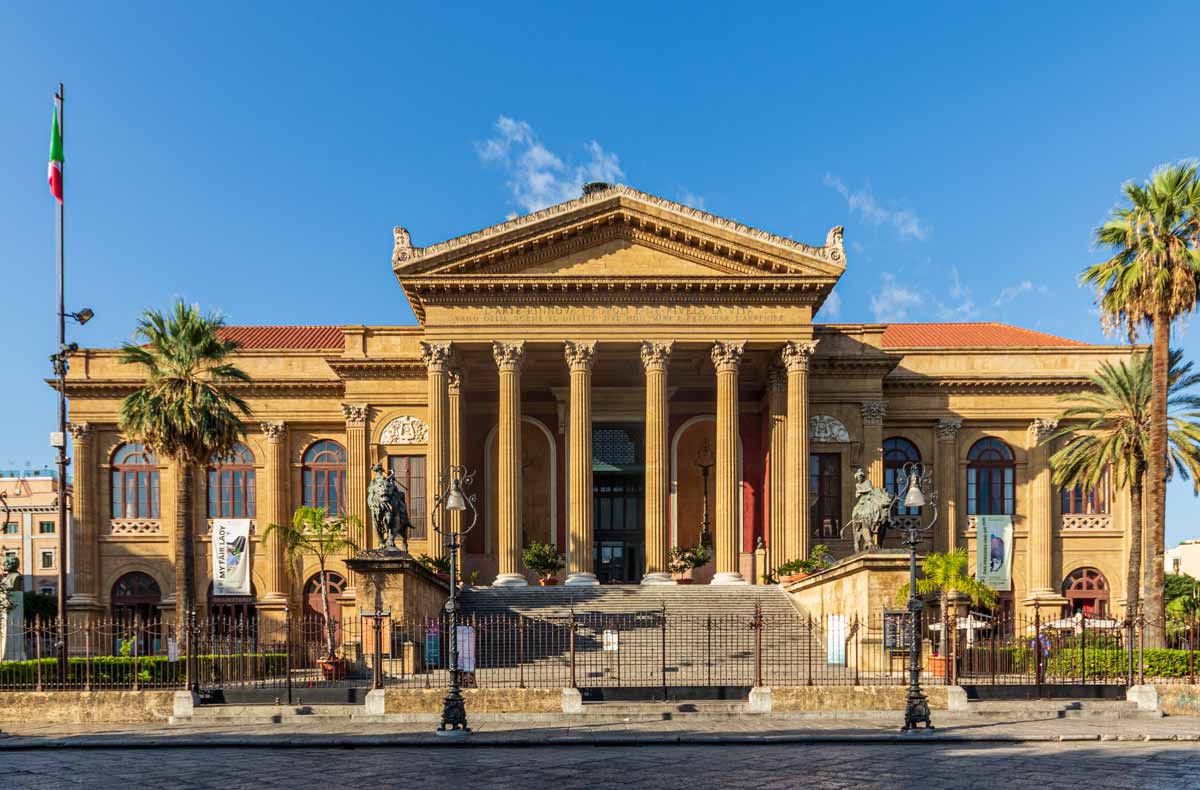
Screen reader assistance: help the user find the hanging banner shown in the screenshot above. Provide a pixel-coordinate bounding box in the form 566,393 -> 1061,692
211,519 -> 252,596
975,514 -> 1013,591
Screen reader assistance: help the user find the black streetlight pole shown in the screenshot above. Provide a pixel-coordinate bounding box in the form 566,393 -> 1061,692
695,440 -> 714,548
431,464 -> 477,736
898,461 -> 937,732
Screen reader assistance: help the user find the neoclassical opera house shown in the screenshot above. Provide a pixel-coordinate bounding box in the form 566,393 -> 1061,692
63,184 -> 1135,626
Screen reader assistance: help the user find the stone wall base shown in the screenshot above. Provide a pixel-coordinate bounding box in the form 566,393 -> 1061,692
383,687 -> 561,714
0,691 -> 176,723
1154,684 -> 1200,716
771,685 -> 949,712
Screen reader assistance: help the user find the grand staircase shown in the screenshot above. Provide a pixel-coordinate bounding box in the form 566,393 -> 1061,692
457,585 -> 829,695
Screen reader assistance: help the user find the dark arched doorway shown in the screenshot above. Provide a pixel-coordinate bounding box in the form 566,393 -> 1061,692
111,572 -> 163,654
304,571 -> 346,647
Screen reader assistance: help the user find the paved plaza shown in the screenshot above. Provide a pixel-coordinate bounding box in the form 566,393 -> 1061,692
3,740 -> 1200,790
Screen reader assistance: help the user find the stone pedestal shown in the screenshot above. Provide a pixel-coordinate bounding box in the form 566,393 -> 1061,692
345,549 -> 452,668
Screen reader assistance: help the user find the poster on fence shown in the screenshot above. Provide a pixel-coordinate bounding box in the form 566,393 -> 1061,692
975,514 -> 1013,591
211,519 -> 252,596
827,614 -> 847,666
456,625 -> 476,672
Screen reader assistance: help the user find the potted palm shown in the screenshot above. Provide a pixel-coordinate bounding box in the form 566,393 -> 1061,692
263,505 -> 360,679
896,548 -> 996,676
668,544 -> 712,583
772,544 -> 834,585
522,542 -> 565,585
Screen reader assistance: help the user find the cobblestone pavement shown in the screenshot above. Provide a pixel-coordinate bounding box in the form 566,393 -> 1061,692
3,741 -> 1200,790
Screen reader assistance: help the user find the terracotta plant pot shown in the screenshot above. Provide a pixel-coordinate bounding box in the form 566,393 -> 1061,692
927,654 -> 949,677
318,657 -> 348,681
675,577 -> 694,585
538,576 -> 560,586
780,572 -> 810,585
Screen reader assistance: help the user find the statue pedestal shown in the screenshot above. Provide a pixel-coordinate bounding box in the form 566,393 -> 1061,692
345,549 -> 452,623
1,590 -> 26,662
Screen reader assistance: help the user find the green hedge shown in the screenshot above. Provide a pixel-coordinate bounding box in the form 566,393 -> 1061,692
1046,648 -> 1197,680
0,653 -> 288,688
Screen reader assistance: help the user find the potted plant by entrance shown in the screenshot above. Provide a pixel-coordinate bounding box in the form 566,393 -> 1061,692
771,544 -> 835,585
522,542 -> 565,585
263,505 -> 361,681
668,544 -> 712,584
895,548 -> 996,678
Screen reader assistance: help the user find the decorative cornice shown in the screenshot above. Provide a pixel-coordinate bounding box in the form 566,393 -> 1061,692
639,341 -> 673,372
395,184 -> 845,271
342,403 -> 369,426
379,415 -> 429,445
861,400 -> 887,426
935,418 -> 963,442
419,340 -> 453,372
260,421 -> 286,442
711,340 -> 746,373
60,378 -> 344,399
324,357 -> 425,381
1028,417 -> 1059,445
492,341 -> 526,372
884,375 -> 1094,395
563,340 -> 597,372
66,422 -> 92,440
780,340 -> 819,373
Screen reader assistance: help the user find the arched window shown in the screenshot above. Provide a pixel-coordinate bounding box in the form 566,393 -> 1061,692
303,440 -> 346,516
207,443 -> 256,518
1062,567 -> 1110,616
1061,467 -> 1110,515
111,443 -> 160,519
966,438 -> 1015,516
883,437 -> 922,516
304,572 -> 347,646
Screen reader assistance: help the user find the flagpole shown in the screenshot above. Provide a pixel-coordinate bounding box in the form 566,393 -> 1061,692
54,82 -> 69,673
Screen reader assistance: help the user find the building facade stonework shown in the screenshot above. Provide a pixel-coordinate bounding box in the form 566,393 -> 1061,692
61,185 -> 1137,623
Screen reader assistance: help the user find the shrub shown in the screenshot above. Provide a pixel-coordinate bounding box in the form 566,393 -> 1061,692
522,542 -> 565,577
0,653 -> 288,688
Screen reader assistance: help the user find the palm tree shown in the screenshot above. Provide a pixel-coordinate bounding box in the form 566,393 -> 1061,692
262,506 -> 360,659
118,301 -> 251,633
897,548 -> 997,657
1049,350 -> 1200,622
1082,162 -> 1200,634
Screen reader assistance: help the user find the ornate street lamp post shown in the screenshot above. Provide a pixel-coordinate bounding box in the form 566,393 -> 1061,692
695,440 -> 714,548
430,464 -> 477,736
897,461 -> 936,732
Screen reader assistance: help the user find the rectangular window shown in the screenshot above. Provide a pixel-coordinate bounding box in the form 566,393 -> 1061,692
2,523 -> 16,535
809,453 -> 842,538
207,468 -> 256,519
1061,469 -> 1110,515
388,455 -> 427,538
38,521 -> 54,534
40,549 -> 54,570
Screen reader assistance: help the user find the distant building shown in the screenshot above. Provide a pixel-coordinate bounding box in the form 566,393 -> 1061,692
1167,539 -> 1200,578
0,468 -> 72,597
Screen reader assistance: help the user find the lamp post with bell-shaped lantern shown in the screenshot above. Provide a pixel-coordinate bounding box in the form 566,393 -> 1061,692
896,461 -> 937,732
431,464 -> 478,736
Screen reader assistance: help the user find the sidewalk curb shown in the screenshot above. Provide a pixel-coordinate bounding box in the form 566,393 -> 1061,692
0,732 -> 1190,749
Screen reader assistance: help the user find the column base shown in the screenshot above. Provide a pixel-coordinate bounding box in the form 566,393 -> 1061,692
564,572 -> 600,587
493,573 -> 529,587
710,572 -> 749,585
640,572 -> 675,585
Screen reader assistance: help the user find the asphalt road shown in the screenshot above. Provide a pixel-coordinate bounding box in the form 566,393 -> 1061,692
5,742 -> 1199,790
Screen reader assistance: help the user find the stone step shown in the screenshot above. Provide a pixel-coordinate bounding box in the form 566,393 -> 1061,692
184,703 -> 363,723
958,699 -> 1161,720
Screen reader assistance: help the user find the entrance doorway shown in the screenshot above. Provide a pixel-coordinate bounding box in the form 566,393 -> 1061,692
592,424 -> 645,583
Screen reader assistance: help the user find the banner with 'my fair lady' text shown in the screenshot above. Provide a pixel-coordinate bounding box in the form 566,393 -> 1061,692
212,519 -> 252,596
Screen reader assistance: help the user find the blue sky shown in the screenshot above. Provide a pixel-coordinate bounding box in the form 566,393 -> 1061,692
1,2 -> 1197,546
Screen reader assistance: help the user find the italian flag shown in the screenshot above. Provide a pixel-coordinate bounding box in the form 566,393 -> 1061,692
48,107 -> 63,203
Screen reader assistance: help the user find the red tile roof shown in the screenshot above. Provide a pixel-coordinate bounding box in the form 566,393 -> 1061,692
879,322 -> 1089,349
218,326 -> 344,350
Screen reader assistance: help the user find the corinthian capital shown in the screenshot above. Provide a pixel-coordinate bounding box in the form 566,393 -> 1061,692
342,404 -> 369,426
419,340 -> 453,372
780,340 -> 818,372
260,421 -> 286,442
1028,417 -> 1059,445
492,341 -> 526,371
639,341 -> 673,372
447,369 -> 463,394
861,400 -> 887,426
711,340 -> 746,373
563,340 -> 597,372
66,422 -> 92,441
935,417 -> 962,442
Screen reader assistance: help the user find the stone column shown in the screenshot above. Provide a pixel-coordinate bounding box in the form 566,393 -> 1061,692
781,340 -> 817,565
447,370 -> 464,551
66,422 -> 100,609
493,341 -> 527,587
935,418 -> 962,554
1025,418 -> 1064,606
641,341 -> 674,585
342,405 -> 370,596
259,421 -> 290,604
766,368 -> 787,575
421,341 -> 453,561
711,341 -> 748,585
564,341 -> 598,586
861,400 -> 887,487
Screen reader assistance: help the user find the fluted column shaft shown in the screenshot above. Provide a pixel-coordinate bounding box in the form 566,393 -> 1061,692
862,401 -> 886,487
66,422 -> 99,607
1026,419 -> 1060,602
782,341 -> 817,565
935,419 -> 961,554
564,341 -> 598,586
421,342 -> 452,561
342,405 -> 369,592
641,342 -> 673,584
260,422 -> 290,602
493,342 -> 527,586
766,370 -> 787,575
711,341 -> 747,584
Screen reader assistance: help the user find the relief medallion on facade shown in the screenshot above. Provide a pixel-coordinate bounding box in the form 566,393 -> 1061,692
378,415 -> 429,445
809,415 -> 851,443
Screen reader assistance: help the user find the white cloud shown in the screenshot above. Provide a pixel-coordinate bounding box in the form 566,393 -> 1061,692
994,279 -> 1050,307
677,189 -> 706,210
870,274 -> 925,322
823,174 -> 929,240
477,116 -> 624,215
821,289 -> 842,319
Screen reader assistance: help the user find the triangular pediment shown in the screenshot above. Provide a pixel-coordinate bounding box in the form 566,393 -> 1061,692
518,239 -> 734,277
